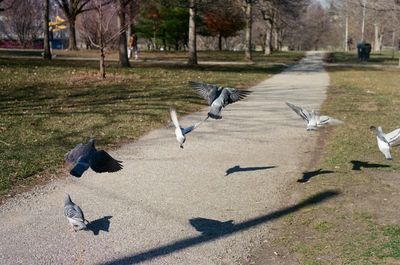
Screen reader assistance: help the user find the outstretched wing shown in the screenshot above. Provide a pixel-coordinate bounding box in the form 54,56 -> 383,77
286,102 -> 311,123
170,108 -> 181,130
225,87 -> 252,105
189,81 -> 220,105
90,150 -> 123,173
385,128 -> 400,146
319,116 -> 343,125
181,122 -> 202,135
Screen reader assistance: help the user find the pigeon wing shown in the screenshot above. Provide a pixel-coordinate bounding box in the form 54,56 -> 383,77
64,143 -> 87,164
170,108 -> 181,129
226,88 -> 251,105
319,116 -> 343,125
69,154 -> 91,178
286,102 -> 311,122
64,204 -> 84,221
181,121 -> 202,135
385,128 -> 400,146
90,150 -> 123,173
189,81 -> 220,106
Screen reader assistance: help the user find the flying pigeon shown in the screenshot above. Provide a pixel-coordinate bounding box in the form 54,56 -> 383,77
286,102 -> 343,131
170,108 -> 201,149
64,138 -> 123,177
189,81 -> 251,119
370,126 -> 400,160
64,194 -> 89,231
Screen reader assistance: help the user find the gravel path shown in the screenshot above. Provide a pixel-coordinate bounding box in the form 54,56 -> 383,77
0,51 -> 328,265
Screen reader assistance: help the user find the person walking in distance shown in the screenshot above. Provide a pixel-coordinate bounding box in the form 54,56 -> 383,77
128,33 -> 138,60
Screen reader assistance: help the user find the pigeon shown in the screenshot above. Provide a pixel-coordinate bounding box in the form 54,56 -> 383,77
64,138 -> 123,177
64,194 -> 89,231
170,108 -> 201,149
189,81 -> 251,119
286,102 -> 343,131
370,126 -> 400,160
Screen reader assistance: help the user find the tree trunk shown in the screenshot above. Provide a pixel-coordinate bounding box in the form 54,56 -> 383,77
43,0 -> 51,59
100,47 -> 106,79
374,23 -> 381,52
68,17 -> 78,50
344,15 -> 349,51
162,29 -> 166,51
127,2 -> 135,36
273,27 -> 278,51
244,1 -> 252,61
187,0 -> 197,65
117,2 -> 130,67
218,34 -> 222,51
264,21 -> 271,55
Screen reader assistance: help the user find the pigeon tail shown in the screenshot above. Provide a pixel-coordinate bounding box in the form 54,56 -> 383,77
208,112 -> 222,119
64,194 -> 72,205
70,166 -> 85,178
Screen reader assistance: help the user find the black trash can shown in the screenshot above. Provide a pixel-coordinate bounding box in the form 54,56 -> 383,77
357,42 -> 371,61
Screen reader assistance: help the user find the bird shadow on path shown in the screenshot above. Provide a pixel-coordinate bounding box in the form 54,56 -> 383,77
225,165 -> 277,176
86,216 -> 113,236
297,169 -> 335,183
189,218 -> 235,236
101,190 -> 340,265
350,160 -> 391,171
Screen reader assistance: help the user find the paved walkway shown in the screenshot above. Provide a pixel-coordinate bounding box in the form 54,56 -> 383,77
0,52 -> 329,265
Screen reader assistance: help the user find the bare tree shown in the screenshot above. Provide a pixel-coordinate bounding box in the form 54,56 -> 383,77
44,0 -> 51,59
80,0 -> 131,77
188,0 -> 197,65
2,0 -> 42,48
55,0 -> 94,50
116,0 -> 130,67
243,0 -> 254,60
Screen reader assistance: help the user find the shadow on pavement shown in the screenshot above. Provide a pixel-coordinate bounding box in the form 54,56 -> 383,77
101,190 -> 340,265
350,160 -> 390,171
87,216 -> 113,236
297,169 -> 335,183
225,165 -> 277,176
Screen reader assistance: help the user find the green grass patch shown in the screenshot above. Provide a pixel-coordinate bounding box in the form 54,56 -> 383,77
271,52 -> 400,264
326,50 -> 400,65
0,51 -> 304,196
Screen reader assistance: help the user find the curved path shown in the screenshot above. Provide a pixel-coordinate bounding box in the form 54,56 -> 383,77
0,52 -> 329,264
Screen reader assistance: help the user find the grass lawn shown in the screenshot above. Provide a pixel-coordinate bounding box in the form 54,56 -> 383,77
326,50 -> 400,65
266,54 -> 400,264
0,48 -> 304,65
0,51 -> 304,198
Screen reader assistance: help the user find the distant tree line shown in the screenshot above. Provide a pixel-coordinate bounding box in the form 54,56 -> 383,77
1,0 -> 313,66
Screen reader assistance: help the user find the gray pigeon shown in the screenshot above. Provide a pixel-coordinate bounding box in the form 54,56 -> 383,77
64,194 -> 89,231
170,108 -> 201,149
64,139 -> 123,177
370,126 -> 400,160
189,81 -> 251,119
286,102 -> 343,131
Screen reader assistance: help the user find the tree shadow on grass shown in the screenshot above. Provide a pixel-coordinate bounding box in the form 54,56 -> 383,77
297,169 -> 335,183
350,160 -> 391,171
101,190 -> 340,265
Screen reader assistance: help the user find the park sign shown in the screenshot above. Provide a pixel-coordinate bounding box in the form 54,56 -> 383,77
49,16 -> 67,32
